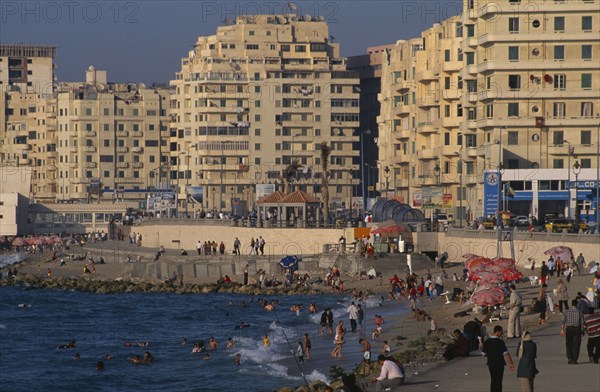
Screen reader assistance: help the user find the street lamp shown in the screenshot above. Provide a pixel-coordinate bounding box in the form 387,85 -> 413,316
458,158 -> 463,228
433,161 -> 440,185
573,160 -> 581,222
220,140 -> 234,212
360,129 -> 371,217
231,186 -> 237,215
290,133 -> 301,192
563,140 -> 573,219
184,143 -> 197,217
364,163 -> 371,202
211,187 -> 216,211
383,166 -> 390,199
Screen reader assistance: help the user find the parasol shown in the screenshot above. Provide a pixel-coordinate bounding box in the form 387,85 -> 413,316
544,246 -> 573,262
12,237 -> 26,247
501,268 -> 524,282
279,256 -> 300,270
471,287 -> 505,306
467,256 -> 492,269
491,257 -> 516,269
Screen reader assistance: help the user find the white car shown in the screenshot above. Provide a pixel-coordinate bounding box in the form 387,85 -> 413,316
435,213 -> 449,226
515,216 -> 529,226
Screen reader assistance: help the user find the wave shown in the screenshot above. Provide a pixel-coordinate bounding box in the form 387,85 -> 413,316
0,252 -> 26,269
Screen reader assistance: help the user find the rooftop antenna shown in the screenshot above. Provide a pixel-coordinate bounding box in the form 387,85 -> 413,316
287,2 -> 298,13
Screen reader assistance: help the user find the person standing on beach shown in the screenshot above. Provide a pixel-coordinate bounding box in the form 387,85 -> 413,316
540,261 -> 549,286
296,341 -> 305,363
359,338 -> 371,362
320,309 -> 329,335
516,331 -> 538,392
576,253 -> 586,275
233,237 -> 241,255
331,321 -> 346,358
583,307 -> 600,363
561,299 -> 585,364
507,284 -> 523,338
347,301 -> 359,332
327,308 -> 334,335
303,333 -> 311,360
482,325 -> 515,392
555,279 -> 569,313
357,304 -> 364,331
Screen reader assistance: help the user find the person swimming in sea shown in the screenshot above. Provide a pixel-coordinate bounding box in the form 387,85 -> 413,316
142,351 -> 153,364
263,335 -> 270,347
137,341 -> 149,347
129,355 -> 142,364
235,322 -> 250,329
181,338 -> 187,346
208,337 -> 217,350
203,354 -> 210,361
96,360 -> 105,371
57,339 -> 77,349
235,353 -> 241,365
192,342 -> 204,353
226,338 -> 234,349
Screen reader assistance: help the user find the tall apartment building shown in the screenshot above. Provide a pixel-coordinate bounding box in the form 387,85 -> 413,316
377,0 -> 600,223
55,67 -> 171,202
0,44 -> 56,95
348,45 -> 394,205
170,14 -> 360,214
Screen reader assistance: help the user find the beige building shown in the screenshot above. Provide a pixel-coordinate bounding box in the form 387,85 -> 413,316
0,44 -> 56,95
377,0 -> 600,223
170,14 -> 360,215
0,167 -> 32,236
55,67 -> 171,203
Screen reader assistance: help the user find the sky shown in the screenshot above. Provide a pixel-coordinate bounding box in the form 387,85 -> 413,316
1,0 -> 461,84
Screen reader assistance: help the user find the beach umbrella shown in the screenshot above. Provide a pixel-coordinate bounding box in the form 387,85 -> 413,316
279,256 -> 300,270
26,237 -> 38,245
501,268 -> 523,282
544,246 -> 573,261
473,271 -> 503,285
491,257 -> 516,269
471,287 -> 505,306
467,256 -> 492,269
12,237 -> 26,247
43,236 -> 54,245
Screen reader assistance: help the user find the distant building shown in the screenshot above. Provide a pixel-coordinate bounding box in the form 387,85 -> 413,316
0,44 -> 56,95
170,14 -> 360,214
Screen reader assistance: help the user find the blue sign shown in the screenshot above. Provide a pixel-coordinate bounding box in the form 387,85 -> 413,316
568,181 -> 599,189
512,191 -> 533,201
483,171 -> 500,217
538,191 -> 569,201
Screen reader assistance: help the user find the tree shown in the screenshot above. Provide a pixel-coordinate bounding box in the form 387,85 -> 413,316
320,142 -> 331,226
282,159 -> 300,194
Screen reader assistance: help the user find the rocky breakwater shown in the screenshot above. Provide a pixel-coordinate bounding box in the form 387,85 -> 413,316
0,274 -> 322,296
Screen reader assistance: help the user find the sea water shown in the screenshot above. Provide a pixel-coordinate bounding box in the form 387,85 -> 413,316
0,286 -> 360,392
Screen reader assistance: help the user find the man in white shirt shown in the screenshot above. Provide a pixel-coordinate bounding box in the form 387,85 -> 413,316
371,354 -> 405,391
347,301 -> 359,332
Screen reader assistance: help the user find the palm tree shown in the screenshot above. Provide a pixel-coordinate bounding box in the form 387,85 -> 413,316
320,142 -> 331,226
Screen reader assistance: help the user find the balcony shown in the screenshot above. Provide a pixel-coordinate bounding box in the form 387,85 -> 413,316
117,131 -> 129,137
395,129 -> 412,140
442,146 -> 460,156
115,177 -> 144,184
416,93 -> 439,107
417,122 -> 436,134
74,177 -> 89,184
20,144 -> 32,151
466,120 -> 478,130
85,162 -> 97,168
465,37 -> 478,48
132,162 -> 144,168
132,147 -> 143,153
393,79 -> 413,92
415,69 -> 437,82
393,103 -> 411,116
442,61 -> 462,72
117,147 -> 129,153
416,147 -> 439,160
69,146 -> 78,153
69,162 -> 79,168
466,147 -> 478,157
441,117 -> 461,128
85,131 -> 96,137
117,162 -> 129,168
547,144 -> 598,156
132,131 -> 144,137
84,146 -> 96,152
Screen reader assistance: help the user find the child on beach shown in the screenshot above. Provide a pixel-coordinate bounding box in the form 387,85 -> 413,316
296,341 -> 305,363
372,324 -> 382,340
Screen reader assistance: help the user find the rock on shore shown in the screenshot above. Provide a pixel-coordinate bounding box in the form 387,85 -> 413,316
0,274 -> 321,296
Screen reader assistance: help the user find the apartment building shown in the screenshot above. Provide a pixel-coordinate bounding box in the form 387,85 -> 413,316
170,14 -> 360,214
55,67 -> 171,202
0,44 -> 56,95
377,0 -> 600,223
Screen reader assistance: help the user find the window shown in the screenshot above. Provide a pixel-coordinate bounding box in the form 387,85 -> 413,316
103,108 -> 109,115
466,52 -> 474,65
553,159 -> 564,169
465,134 -> 476,147
553,130 -> 564,145
295,45 -> 306,52
444,105 -> 451,117
580,159 -> 591,169
255,129 -> 260,136
254,114 -> 261,122
444,77 -> 451,89
486,104 -> 494,118
554,74 -> 566,90
508,131 -> 518,145
581,102 -> 593,117
444,133 -> 450,145
466,24 -> 475,37
444,50 -> 450,62
508,75 -> 521,90
103,140 -> 110,147
554,16 -> 565,32
553,102 -> 566,118
281,44 -> 290,52
509,17 -> 519,33
254,143 -> 260,150
582,16 -> 592,31
554,45 -> 564,60
581,130 -> 591,145
508,103 -> 519,116
246,44 -> 259,50
582,73 -> 592,89
582,45 -> 592,60
508,46 -> 519,61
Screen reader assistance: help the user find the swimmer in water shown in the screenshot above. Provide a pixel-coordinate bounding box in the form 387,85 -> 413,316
129,355 -> 142,364
209,337 -> 217,350
226,338 -> 234,349
236,322 -> 250,329
203,354 -> 210,361
264,304 -> 273,311
74,353 -> 80,360
263,335 -> 270,347
142,351 -> 153,364
137,341 -> 149,347
105,354 -> 112,360
181,338 -> 187,346
57,339 -> 77,349
192,342 -> 204,353
235,353 -> 241,365
96,360 -> 105,371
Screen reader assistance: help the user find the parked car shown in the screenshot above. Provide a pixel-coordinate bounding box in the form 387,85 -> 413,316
545,219 -> 589,233
514,215 -> 529,226
435,213 -> 449,226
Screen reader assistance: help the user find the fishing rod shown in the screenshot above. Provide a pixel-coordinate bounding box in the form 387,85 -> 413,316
271,308 -> 309,389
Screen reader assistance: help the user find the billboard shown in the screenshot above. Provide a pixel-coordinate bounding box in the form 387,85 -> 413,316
187,186 -> 203,205
413,192 -> 422,207
422,187 -> 443,208
256,184 -> 276,201
442,193 -> 453,209
483,171 -> 500,217
147,192 -> 176,213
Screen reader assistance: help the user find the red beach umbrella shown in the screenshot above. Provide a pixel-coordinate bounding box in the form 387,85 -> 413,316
468,257 -> 492,270
12,237 -> 26,247
477,272 -> 503,285
26,237 -> 38,245
492,257 -> 516,269
502,269 -> 523,282
544,246 -> 573,261
471,287 -> 505,307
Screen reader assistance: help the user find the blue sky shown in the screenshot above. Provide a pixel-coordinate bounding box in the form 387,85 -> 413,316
1,1 -> 461,83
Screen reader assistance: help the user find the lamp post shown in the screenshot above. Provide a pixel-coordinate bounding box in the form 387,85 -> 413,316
231,186 -> 237,216
573,160 -> 581,222
220,140 -> 234,212
360,129 -> 371,217
365,163 -> 371,203
290,133 -> 301,192
211,187 -> 216,212
564,140 -> 572,219
458,158 -> 463,228
384,166 -> 390,199
184,143 -> 197,217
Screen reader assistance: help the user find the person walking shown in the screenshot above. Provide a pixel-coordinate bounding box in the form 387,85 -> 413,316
482,325 -> 515,392
347,301 -> 358,333
583,308 -> 600,364
555,279 -> 569,313
303,333 -> 311,360
516,331 -> 538,392
196,240 -> 202,255
576,253 -> 586,276
561,299 -> 585,364
296,341 -> 304,363
357,304 -> 364,331
540,261 -> 549,286
233,237 -> 241,255
507,284 -> 523,338
258,236 -> 265,255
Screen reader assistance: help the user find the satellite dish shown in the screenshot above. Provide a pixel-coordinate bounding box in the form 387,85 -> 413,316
291,16 -> 298,22
287,2 -> 298,12
223,17 -> 234,26
317,16 -> 324,22
303,15 -> 311,22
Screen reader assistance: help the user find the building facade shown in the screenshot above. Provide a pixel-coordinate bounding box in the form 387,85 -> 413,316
0,44 -> 56,95
170,14 -> 360,215
377,0 -> 600,223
